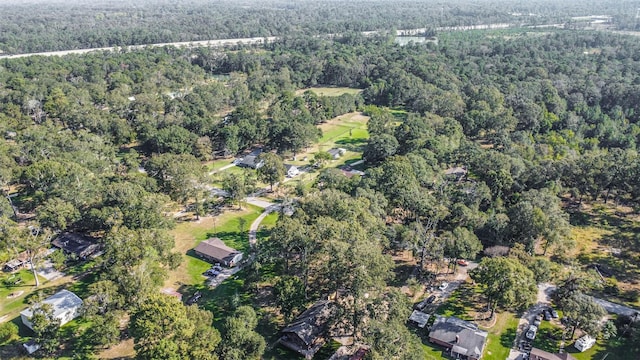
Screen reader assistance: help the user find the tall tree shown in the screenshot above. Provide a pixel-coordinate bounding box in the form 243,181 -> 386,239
256,153 -> 285,191
130,294 -> 221,360
218,306 -> 266,360
470,257 -> 537,317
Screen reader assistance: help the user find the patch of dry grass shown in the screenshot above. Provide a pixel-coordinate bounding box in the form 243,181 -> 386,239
294,87 -> 362,97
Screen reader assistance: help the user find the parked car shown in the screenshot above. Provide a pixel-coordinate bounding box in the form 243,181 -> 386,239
438,282 -> 449,291
550,308 -> 559,318
533,318 -> 541,327
543,310 -> 552,321
426,294 -> 437,304
457,259 -> 469,266
525,325 -> 537,340
415,298 -> 430,311
204,269 -> 220,277
186,291 -> 202,305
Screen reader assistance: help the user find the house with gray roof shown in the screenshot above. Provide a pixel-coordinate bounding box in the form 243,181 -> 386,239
20,289 -> 83,331
428,316 -> 487,360
193,238 -> 243,267
279,300 -> 334,359
237,155 -> 264,169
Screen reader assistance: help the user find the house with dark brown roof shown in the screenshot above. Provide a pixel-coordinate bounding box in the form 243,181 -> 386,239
530,348 -> 577,360
279,300 -> 334,359
52,233 -> 101,260
428,316 -> 487,360
193,238 -> 243,267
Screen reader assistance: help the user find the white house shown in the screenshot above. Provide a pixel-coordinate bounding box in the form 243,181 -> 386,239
574,335 -> 596,352
285,164 -> 300,178
327,148 -> 346,159
20,290 -> 83,330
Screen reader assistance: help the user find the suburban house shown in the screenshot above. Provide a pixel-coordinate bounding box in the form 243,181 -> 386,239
237,155 -> 264,169
52,233 -> 101,260
193,238 -> 243,267
279,300 -> 335,359
444,166 -> 468,181
428,316 -> 488,360
285,164 -> 300,178
327,148 -> 346,159
529,348 -> 577,360
20,289 -> 83,331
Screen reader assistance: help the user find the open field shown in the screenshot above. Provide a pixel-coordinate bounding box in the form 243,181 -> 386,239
294,87 -> 362,97
564,201 -> 640,307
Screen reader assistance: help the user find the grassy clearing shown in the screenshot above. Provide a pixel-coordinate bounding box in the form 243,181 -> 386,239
164,205 -> 264,288
0,270 -> 43,317
204,158 -> 235,172
566,201 -> 640,307
295,87 -> 362,97
532,319 -> 563,353
484,312 -> 518,359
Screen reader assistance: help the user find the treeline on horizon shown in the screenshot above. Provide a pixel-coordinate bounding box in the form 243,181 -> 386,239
1,0 -> 640,54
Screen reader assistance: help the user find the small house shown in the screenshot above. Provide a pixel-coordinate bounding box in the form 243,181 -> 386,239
52,233 -> 101,260
530,348 -> 577,360
408,310 -> 431,329
20,290 -> 83,331
285,164 -> 300,178
23,340 -> 40,355
3,251 -> 29,272
327,148 -> 346,159
574,335 -> 596,352
279,300 -> 334,359
193,238 -> 243,267
237,155 -> 264,169
444,166 -> 468,181
428,316 -> 487,360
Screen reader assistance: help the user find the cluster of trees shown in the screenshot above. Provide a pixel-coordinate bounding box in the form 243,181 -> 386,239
3,0 -> 638,54
2,15 -> 640,357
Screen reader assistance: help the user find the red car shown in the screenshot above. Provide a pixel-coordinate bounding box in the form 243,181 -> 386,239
457,259 -> 469,266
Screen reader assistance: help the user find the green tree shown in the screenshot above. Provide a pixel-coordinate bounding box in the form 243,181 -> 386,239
218,306 -> 265,360
470,257 -> 537,317
273,276 -> 306,321
36,197 -> 80,231
363,133 -> 399,164
86,311 -> 122,347
558,292 -> 606,339
130,294 -> 220,360
30,303 -> 62,355
144,153 -> 206,204
444,227 -> 482,270
312,150 -> 333,168
222,172 -> 253,209
256,153 -> 285,191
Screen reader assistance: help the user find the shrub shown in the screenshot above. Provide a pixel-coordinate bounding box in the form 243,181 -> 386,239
0,322 -> 18,343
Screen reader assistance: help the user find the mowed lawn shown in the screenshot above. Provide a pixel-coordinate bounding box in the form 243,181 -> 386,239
164,204 -> 266,288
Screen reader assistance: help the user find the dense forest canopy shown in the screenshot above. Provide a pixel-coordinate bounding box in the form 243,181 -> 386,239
1,0 -> 640,54
2,0 -> 640,356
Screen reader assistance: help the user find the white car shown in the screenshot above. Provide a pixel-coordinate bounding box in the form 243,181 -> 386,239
438,282 -> 449,291
525,325 -> 537,340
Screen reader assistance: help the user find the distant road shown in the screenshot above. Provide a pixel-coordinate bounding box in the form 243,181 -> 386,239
3,22 -> 630,60
0,36 -> 278,59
